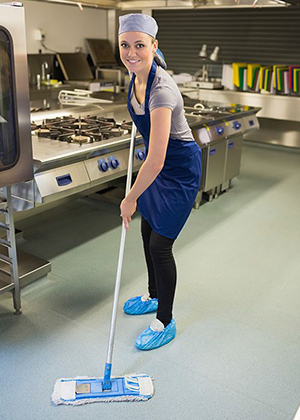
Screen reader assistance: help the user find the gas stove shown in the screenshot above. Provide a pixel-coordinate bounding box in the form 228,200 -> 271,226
183,101 -> 261,145
17,106 -> 145,207
31,115 -> 132,146
184,104 -> 251,120
12,102 -> 260,212
186,108 -> 232,119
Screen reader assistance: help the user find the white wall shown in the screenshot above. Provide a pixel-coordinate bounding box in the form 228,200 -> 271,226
23,1 -> 108,54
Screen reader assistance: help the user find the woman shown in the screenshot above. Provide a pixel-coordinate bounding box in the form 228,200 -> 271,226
119,13 -> 202,351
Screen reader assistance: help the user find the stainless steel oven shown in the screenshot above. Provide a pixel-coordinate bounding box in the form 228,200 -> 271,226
0,3 -> 33,188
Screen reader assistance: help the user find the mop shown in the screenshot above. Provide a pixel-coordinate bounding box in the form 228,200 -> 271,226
52,123 -> 154,405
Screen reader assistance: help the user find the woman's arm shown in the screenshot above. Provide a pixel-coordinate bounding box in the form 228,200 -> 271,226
120,107 -> 172,229
127,107 -> 171,202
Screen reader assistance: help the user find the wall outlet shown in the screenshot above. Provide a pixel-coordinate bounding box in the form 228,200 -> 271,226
34,29 -> 46,42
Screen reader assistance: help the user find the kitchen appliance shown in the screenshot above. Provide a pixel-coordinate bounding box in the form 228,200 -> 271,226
31,115 -> 131,144
86,39 -> 118,68
12,100 -> 259,213
0,3 -> 50,300
12,104 -> 146,207
56,52 -> 116,92
184,101 -> 260,204
0,3 -> 50,313
0,3 -> 33,188
85,39 -> 126,90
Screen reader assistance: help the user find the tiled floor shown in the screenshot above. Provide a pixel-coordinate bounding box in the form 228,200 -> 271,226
1,143 -> 300,420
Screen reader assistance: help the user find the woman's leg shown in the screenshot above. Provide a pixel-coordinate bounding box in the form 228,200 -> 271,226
149,231 -> 176,327
141,217 -> 157,299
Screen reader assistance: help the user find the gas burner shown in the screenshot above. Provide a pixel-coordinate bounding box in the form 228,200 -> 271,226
36,128 -> 50,136
185,107 -> 234,120
120,121 -> 132,134
190,109 -> 230,116
72,135 -> 90,144
33,120 -> 62,139
31,115 -> 130,145
69,122 -> 89,129
105,127 -> 125,137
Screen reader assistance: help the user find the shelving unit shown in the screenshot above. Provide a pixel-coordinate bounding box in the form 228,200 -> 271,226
0,186 -> 22,315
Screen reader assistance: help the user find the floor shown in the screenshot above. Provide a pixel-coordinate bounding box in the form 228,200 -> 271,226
1,143 -> 300,420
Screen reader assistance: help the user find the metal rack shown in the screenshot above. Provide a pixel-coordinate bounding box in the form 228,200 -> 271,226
0,186 -> 21,315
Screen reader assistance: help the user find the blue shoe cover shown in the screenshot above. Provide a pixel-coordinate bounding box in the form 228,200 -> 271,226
123,295 -> 158,315
135,319 -> 176,351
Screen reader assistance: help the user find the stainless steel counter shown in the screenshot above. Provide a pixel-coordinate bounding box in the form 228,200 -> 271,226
181,87 -> 300,149
13,104 -> 145,208
11,100 -> 259,210
31,104 -> 134,171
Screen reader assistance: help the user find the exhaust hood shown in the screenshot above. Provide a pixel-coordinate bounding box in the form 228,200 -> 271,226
34,0 -> 118,9
37,0 -> 291,9
117,0 -> 291,8
193,0 -> 290,7
118,0 -> 194,9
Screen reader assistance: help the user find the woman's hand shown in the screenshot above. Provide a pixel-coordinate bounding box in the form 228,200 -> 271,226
120,197 -> 137,230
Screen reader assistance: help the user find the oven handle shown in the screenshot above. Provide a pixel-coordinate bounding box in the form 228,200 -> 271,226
56,174 -> 73,187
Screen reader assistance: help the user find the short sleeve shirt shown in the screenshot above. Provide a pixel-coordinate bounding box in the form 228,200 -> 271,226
130,66 -> 194,142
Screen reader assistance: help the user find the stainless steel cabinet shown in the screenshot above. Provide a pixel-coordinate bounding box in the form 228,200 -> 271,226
203,140 -> 227,192
223,135 -> 243,183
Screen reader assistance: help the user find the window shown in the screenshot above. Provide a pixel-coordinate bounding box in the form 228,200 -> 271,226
0,28 -> 19,170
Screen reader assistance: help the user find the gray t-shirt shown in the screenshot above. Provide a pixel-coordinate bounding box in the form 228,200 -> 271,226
130,66 -> 194,142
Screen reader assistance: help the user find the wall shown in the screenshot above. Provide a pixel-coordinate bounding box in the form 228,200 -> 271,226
23,1 -> 108,54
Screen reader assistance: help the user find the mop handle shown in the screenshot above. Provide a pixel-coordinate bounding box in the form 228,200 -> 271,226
103,123 -> 137,386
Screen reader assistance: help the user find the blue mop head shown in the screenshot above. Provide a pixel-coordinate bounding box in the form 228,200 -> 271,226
52,374 -> 154,405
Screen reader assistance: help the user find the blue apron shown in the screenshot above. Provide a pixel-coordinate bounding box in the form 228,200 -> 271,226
127,60 -> 202,239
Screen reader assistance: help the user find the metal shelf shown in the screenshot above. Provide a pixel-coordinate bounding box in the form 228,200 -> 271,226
0,281 -> 14,295
0,187 -> 22,315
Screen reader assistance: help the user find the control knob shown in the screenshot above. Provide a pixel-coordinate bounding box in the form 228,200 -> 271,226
98,159 -> 109,172
233,121 -> 242,130
136,149 -> 146,161
109,157 -> 120,169
215,126 -> 224,135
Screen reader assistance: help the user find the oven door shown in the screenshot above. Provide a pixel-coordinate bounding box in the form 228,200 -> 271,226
0,4 -> 33,188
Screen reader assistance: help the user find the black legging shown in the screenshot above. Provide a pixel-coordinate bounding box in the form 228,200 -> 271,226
141,217 -> 177,327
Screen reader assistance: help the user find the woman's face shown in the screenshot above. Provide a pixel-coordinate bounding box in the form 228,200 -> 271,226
119,31 -> 158,74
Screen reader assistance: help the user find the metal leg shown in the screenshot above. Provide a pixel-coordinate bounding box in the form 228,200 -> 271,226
3,186 -> 22,315
208,189 -> 214,202
193,190 -> 203,210
214,185 -> 221,199
221,180 -> 230,193
12,290 -> 22,315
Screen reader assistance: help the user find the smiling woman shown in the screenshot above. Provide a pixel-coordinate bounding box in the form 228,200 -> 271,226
119,31 -> 158,105
119,32 -> 157,76
118,13 -> 202,352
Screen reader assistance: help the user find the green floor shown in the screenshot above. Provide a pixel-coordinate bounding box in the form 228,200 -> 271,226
1,143 -> 300,420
